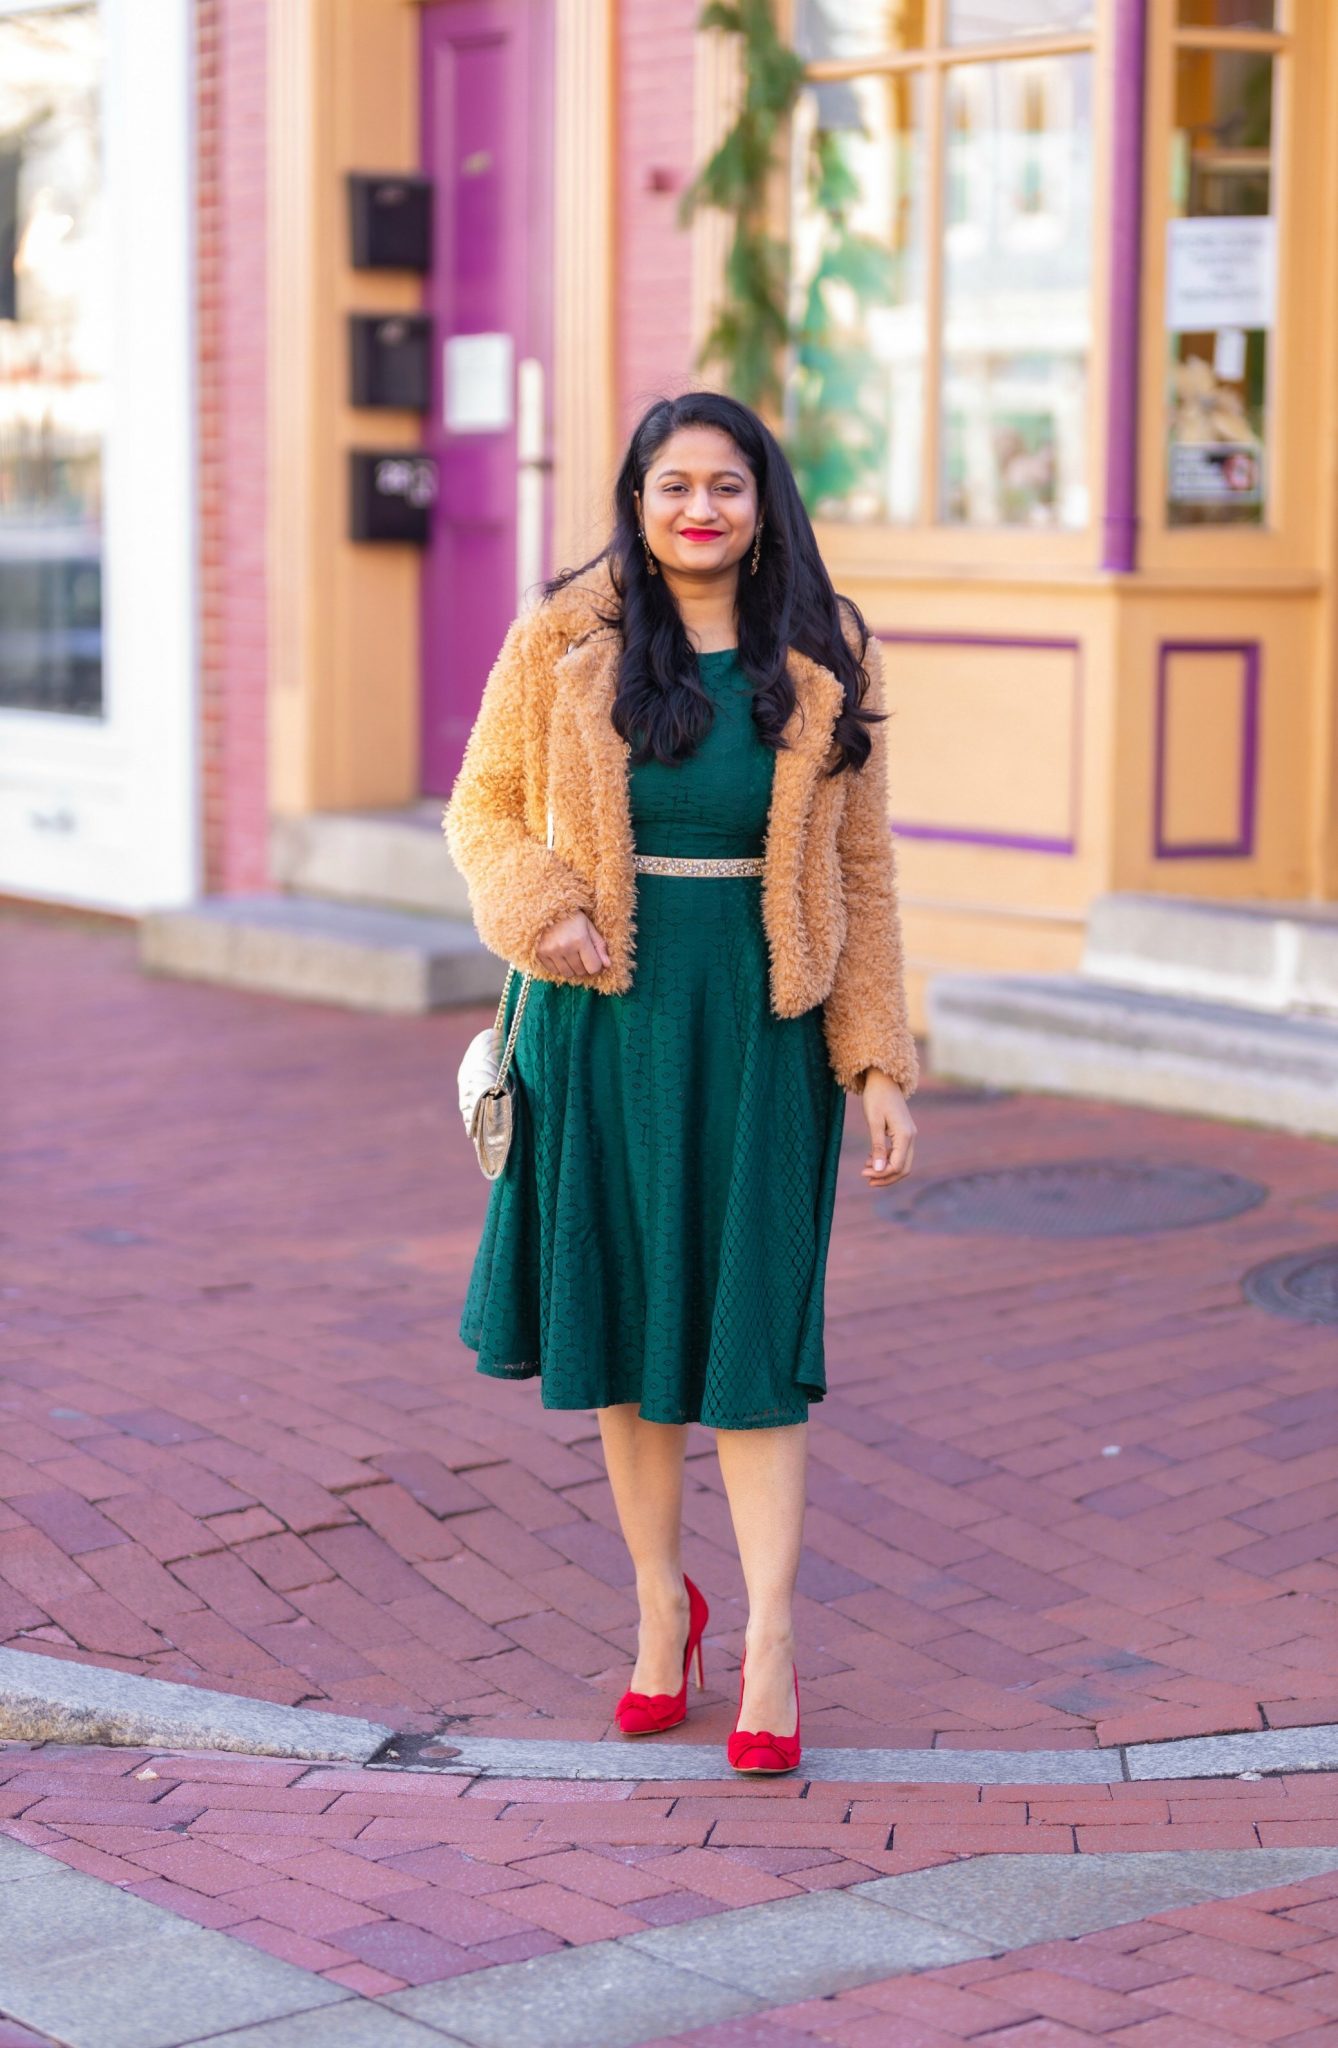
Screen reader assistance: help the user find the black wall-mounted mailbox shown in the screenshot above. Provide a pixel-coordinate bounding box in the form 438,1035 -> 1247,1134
349,314 -> 432,410
348,173 -> 433,271
349,451 -> 438,544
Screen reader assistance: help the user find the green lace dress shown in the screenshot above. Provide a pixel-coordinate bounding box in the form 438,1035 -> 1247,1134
458,646 -> 847,1430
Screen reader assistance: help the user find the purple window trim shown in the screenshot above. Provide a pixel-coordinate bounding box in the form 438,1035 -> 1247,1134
1102,0 -> 1149,574
1153,640 -> 1261,861
875,632 -> 1083,857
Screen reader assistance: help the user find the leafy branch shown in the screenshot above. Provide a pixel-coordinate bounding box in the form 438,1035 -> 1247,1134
679,1 -> 893,516
677,1 -> 803,412
788,124 -> 897,514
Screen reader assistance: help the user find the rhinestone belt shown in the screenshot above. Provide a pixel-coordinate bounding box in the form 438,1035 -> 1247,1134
632,852 -> 765,878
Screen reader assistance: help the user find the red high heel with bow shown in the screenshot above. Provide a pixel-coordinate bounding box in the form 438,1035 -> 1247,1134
615,1575 -> 709,1737
727,1652 -> 802,1775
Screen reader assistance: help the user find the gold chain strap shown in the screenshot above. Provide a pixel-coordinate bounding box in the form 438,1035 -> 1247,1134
488,963 -> 531,1097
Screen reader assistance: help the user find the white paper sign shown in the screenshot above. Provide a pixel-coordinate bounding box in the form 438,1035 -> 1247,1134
445,332 -> 514,433
1166,216 -> 1276,333
1213,327 -> 1247,382
1168,442 -> 1263,506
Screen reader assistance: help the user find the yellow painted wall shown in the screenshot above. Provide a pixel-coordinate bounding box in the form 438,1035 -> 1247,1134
820,561 -> 1330,1037
269,0 -> 423,817
819,572 -> 1110,1030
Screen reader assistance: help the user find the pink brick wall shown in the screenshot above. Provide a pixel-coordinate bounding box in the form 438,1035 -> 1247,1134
615,0 -> 699,436
197,0 -> 271,897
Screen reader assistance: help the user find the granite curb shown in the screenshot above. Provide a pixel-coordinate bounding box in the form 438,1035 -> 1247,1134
384,1734 -> 1122,1784
0,1648 -> 394,1764
1124,1723 -> 1338,1781
6,1645 -> 1338,1786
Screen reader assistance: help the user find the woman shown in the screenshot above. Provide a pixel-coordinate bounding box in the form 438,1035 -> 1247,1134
444,392 -> 917,1773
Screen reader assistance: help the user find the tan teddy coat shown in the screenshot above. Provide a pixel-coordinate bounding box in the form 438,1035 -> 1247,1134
442,563 -> 919,1097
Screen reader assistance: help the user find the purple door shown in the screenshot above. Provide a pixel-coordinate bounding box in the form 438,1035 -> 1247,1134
420,0 -> 554,795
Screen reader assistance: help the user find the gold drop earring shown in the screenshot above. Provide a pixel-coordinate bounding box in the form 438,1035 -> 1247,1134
750,521 -> 764,576
638,526 -> 659,577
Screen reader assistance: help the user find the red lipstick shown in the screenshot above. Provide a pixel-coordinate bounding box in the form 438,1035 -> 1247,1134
680,528 -> 723,542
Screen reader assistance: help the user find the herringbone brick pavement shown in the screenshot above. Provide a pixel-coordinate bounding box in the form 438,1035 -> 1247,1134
2,906 -> 1337,1747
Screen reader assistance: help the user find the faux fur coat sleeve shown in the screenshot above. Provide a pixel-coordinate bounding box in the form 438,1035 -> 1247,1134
821,633 -> 921,1099
442,608 -> 597,975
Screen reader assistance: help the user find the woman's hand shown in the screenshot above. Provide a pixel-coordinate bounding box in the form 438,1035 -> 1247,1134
859,1070 -> 916,1188
536,912 -> 612,980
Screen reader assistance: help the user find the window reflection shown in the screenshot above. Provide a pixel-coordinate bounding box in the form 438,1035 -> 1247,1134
940,55 -> 1093,527
788,73 -> 925,524
0,4 -> 103,716
1167,48 -> 1274,528
1177,1 -> 1275,27
1173,47 -> 1272,217
946,1 -> 1094,43
792,1 -> 926,62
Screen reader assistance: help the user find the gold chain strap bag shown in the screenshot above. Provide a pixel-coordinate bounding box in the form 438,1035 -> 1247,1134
456,804 -> 553,1180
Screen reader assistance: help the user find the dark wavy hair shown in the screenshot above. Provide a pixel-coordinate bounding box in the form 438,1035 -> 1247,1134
544,391 -> 883,778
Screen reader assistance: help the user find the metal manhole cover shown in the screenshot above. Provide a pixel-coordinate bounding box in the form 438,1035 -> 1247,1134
1242,1245 -> 1338,1325
876,1158 -> 1269,1238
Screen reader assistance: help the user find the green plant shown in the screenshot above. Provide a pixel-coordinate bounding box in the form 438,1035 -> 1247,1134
679,1 -> 893,516
787,123 -> 897,514
677,1 -> 804,412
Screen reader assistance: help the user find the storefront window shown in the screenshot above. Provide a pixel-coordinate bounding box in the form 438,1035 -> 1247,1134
1166,39 -> 1275,528
788,74 -> 925,524
1177,1 -> 1275,27
941,55 -> 1092,526
945,1 -> 1093,42
794,1 -> 926,60
789,4 -> 1095,532
0,3 -> 104,715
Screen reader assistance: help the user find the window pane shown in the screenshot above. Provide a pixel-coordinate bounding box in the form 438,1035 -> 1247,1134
1166,49 -> 1274,528
1177,1 -> 1276,28
787,73 -> 926,524
0,3 -> 104,716
1172,48 -> 1272,217
793,1 -> 926,63
940,55 -> 1093,528
946,1 -> 1094,44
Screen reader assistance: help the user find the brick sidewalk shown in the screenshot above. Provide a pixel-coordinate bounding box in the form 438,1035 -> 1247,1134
2,906 -> 1338,2043
657,1867 -> 1338,2046
3,1743 -> 1338,1995
3,908 -> 1336,1747
1,1741 -> 1338,2042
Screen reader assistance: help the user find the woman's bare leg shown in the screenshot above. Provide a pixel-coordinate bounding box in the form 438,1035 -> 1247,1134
715,1422 -> 806,1737
598,1405 -> 692,1694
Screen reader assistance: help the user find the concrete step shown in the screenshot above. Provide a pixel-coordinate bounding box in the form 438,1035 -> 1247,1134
1084,892 -> 1338,1017
926,970 -> 1338,1139
140,894 -> 506,1014
269,802 -> 472,918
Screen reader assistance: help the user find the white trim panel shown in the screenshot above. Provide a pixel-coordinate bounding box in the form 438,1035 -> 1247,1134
0,0 -> 200,914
